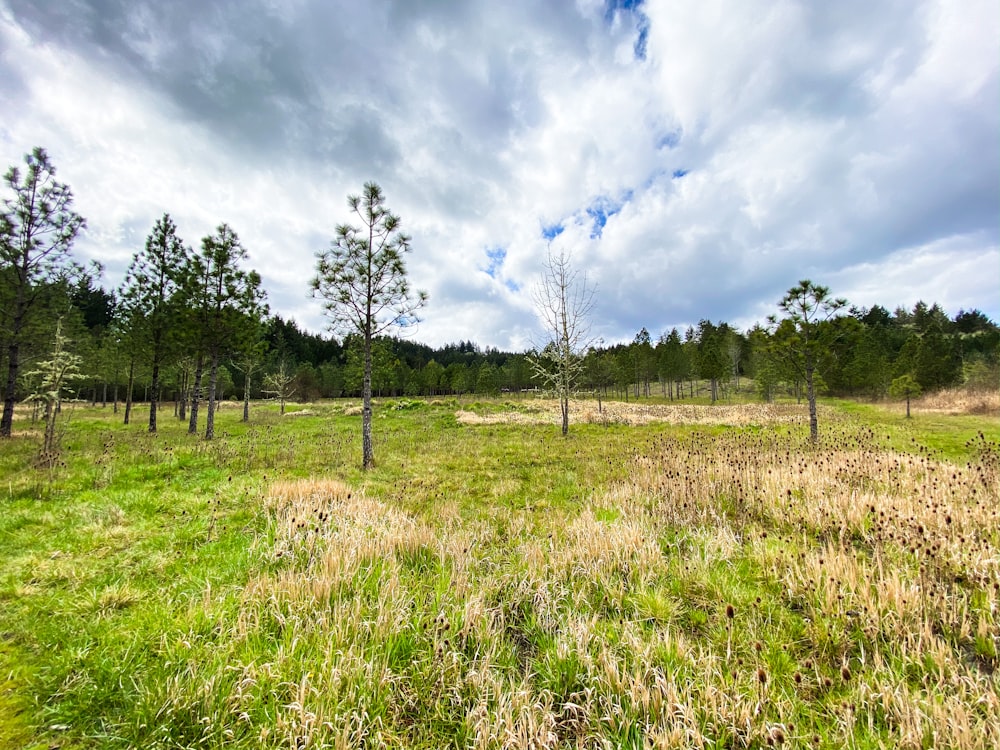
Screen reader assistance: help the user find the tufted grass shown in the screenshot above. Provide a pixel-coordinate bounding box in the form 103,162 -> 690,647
0,394 -> 997,748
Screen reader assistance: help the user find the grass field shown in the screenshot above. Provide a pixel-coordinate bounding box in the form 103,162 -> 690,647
0,392 -> 997,749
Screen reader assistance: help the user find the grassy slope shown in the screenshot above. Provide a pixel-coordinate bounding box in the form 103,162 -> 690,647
0,396 -> 997,749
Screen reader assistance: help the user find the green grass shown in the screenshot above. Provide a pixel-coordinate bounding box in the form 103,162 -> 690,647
0,396 -> 997,749
832,398 -> 998,460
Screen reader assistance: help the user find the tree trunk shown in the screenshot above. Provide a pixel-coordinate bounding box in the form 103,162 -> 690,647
805,361 -> 818,442
42,399 -> 56,456
148,360 -> 161,433
905,396 -> 911,419
1,339 -> 21,438
205,351 -> 219,440
561,393 -> 569,436
113,382 -> 119,414
362,331 -> 374,469
148,328 -> 164,432
243,375 -> 251,422
178,368 -> 188,420
102,382 -> 108,408
124,358 -> 135,425
188,355 -> 203,434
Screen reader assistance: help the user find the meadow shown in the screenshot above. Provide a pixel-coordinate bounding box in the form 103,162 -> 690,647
0,391 -> 997,749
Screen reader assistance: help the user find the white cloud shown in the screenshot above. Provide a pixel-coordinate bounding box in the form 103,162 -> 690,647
1,0 -> 996,350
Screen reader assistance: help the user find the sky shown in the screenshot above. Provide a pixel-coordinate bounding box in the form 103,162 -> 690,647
1,0 -> 997,351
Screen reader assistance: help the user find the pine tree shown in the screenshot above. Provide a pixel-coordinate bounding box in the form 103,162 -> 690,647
768,280 -> 847,442
1,148 -> 87,437
312,183 -> 426,467
118,214 -> 190,433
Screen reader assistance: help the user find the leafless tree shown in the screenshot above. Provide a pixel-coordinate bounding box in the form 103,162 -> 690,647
262,362 -> 296,415
529,248 -> 597,436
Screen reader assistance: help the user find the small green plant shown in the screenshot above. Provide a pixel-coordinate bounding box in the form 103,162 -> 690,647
890,374 -> 923,418
22,318 -> 83,466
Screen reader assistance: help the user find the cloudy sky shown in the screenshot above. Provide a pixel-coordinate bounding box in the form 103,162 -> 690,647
1,0 -> 997,350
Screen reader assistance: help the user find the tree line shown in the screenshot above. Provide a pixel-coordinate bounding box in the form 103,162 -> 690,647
10,261 -> 997,411
3,148 -> 997,442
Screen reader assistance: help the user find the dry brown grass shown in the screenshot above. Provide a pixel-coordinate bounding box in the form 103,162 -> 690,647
609,429 -> 1000,748
230,428 -> 1000,748
455,409 -> 554,426
458,399 -> 813,427
910,387 -> 1000,416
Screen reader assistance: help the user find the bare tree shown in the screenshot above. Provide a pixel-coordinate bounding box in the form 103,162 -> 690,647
262,361 -> 296,415
529,248 -> 596,436
312,182 -> 426,469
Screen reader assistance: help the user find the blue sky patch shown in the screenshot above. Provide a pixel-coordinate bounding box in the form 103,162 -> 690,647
604,0 -> 649,60
672,168 -> 689,179
587,191 -> 631,238
483,246 -> 507,278
542,223 -> 564,240
604,0 -> 649,61
633,16 -> 649,60
604,0 -> 644,21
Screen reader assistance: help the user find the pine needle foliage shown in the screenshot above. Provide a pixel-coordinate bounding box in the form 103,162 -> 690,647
312,182 -> 426,468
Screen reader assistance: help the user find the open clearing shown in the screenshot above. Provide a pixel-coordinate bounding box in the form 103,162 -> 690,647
0,394 -> 997,749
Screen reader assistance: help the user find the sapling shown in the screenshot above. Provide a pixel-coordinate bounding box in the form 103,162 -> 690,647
263,362 -> 296,415
889,374 -> 922,418
22,318 -> 83,465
